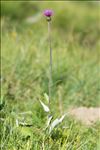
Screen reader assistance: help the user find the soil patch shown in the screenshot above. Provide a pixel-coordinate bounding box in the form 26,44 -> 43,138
69,107 -> 100,125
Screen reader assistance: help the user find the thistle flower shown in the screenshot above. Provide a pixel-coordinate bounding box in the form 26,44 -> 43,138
43,9 -> 53,17
43,9 -> 53,21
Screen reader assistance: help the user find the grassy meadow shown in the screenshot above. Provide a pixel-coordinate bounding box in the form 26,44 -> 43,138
1,1 -> 100,150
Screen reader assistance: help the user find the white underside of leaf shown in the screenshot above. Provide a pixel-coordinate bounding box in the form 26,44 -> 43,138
39,100 -> 50,112
44,115 -> 53,130
47,115 -> 53,127
49,113 -> 67,133
59,114 -> 66,122
49,118 -> 59,133
16,119 -> 19,127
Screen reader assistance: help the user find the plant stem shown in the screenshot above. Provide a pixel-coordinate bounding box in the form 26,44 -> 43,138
48,20 -> 52,103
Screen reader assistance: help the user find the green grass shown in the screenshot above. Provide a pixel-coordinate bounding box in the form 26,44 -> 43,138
1,1 -> 100,150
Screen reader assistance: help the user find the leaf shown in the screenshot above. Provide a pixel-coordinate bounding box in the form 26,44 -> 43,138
39,100 -> 50,112
59,114 -> 66,123
49,118 -> 59,133
44,115 -> 53,131
16,119 -> 19,127
49,113 -> 67,133
44,93 -> 49,103
47,115 -> 53,126
18,111 -> 33,115
45,115 -> 53,129
18,121 -> 33,127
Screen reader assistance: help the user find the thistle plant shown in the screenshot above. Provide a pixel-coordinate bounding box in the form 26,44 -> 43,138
43,9 -> 53,103
38,9 -> 67,134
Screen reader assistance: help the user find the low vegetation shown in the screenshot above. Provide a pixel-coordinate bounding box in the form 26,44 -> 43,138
1,1 -> 100,150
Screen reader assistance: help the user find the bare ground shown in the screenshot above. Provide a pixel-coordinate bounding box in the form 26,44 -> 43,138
69,107 -> 100,125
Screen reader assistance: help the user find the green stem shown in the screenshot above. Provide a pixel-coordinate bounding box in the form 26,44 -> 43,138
48,20 -> 52,103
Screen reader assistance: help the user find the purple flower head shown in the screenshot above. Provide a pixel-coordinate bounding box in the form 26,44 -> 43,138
43,9 -> 53,17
